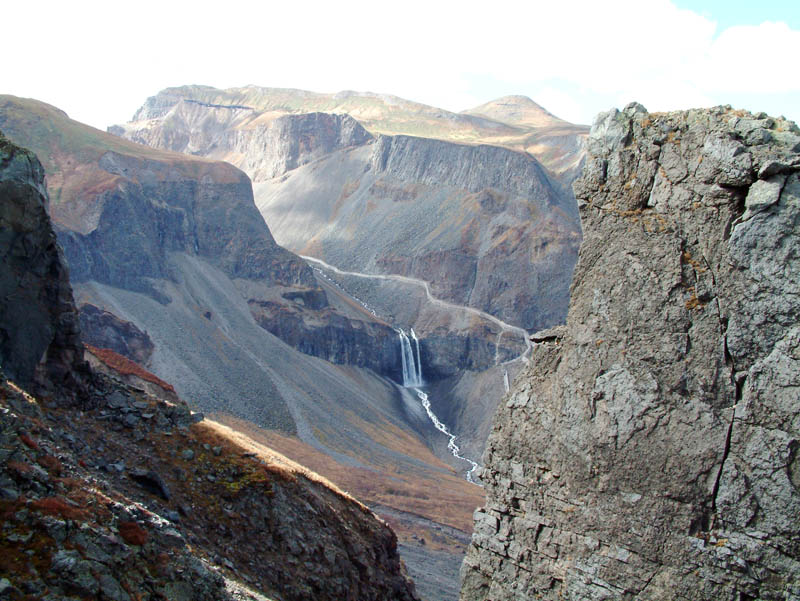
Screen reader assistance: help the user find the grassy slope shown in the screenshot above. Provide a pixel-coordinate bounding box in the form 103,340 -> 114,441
213,414 -> 483,542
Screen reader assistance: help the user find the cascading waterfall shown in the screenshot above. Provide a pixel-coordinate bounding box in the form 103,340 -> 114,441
397,328 -> 480,483
398,328 -> 423,387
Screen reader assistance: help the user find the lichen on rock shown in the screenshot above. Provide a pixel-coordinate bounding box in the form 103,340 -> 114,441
460,104 -> 800,600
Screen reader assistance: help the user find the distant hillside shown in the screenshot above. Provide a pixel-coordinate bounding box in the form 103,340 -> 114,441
117,84 -> 588,175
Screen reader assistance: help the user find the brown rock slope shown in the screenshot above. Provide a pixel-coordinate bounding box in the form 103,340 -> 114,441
460,104 -> 800,600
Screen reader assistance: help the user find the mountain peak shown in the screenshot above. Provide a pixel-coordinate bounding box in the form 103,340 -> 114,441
464,95 -> 565,128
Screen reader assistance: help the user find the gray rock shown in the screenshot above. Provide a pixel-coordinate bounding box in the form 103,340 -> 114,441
461,106 -> 800,600
129,468 -> 171,500
0,132 -> 88,401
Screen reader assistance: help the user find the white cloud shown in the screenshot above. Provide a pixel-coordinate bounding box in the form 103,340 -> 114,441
3,0 -> 798,129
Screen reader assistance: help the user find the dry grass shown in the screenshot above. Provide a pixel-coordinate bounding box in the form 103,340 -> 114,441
212,414 -> 485,534
196,419 -> 366,508
86,345 -> 176,393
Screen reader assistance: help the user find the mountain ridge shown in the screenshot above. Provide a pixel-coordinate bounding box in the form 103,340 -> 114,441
117,84 -> 588,175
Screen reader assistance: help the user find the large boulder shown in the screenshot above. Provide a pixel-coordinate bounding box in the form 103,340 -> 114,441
0,131 -> 87,398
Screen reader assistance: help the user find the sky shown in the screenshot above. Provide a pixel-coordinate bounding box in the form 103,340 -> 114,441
4,0 -> 799,129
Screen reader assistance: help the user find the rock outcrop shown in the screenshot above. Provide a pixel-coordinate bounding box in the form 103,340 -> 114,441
0,131 -> 87,400
79,303 -> 155,365
461,104 -> 800,600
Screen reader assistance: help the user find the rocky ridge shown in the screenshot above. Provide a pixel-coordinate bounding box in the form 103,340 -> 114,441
118,85 -> 587,175
0,129 -> 418,601
460,104 -> 800,600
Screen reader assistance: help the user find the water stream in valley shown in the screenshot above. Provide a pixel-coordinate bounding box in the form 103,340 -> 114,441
305,254 -> 530,484
302,255 -> 532,365
398,329 -> 480,483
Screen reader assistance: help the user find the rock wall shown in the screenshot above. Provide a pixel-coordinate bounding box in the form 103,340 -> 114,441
460,104 -> 800,600
56,150 -> 316,299
79,303 -> 155,365
0,131 -> 87,398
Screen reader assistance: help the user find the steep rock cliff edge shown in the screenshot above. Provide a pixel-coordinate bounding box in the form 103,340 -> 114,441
460,104 -> 800,600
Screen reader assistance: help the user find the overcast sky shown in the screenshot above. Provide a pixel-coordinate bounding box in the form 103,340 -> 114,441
5,0 -> 799,129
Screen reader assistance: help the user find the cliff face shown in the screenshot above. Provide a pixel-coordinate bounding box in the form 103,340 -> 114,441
120,101 -> 373,183
254,133 -> 580,332
461,104 -> 800,600
0,131 -> 87,399
0,95 -> 317,301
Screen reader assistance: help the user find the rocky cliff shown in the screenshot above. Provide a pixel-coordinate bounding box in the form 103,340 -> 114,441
253,130 -> 579,332
0,131 -> 87,400
461,104 -> 800,600
0,95 -> 316,299
120,85 -> 589,176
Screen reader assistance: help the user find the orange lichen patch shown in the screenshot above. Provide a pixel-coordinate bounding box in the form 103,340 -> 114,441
37,454 -> 63,475
30,496 -> 88,521
681,250 -> 706,273
118,521 -> 148,546
86,345 -> 176,393
685,294 -> 705,310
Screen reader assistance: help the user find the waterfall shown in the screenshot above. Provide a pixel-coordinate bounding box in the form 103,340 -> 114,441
397,328 -> 480,484
398,328 -> 423,387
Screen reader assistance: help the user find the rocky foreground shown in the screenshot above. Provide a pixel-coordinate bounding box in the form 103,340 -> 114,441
461,105 -> 800,599
0,129 -> 418,601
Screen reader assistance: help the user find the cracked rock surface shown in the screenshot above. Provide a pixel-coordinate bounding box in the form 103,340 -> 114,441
460,104 -> 800,600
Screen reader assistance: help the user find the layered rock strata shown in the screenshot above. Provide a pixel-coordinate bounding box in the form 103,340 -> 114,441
461,104 -> 800,600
